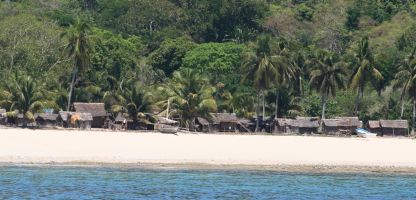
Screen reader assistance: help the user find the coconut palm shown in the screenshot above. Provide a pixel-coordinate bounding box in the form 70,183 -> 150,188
158,68 -> 217,129
395,46 -> 416,134
110,79 -> 155,129
273,38 -> 297,118
309,51 -> 347,130
61,19 -> 91,111
350,37 -> 383,112
241,35 -> 281,131
0,74 -> 53,124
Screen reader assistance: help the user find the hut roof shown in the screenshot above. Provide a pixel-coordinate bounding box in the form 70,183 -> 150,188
73,103 -> 107,117
196,117 -> 210,126
368,120 -> 380,129
276,118 -> 293,126
291,119 -> 319,128
59,111 -> 70,122
211,113 -> 238,123
36,113 -> 59,121
296,116 -> 319,121
323,118 -> 361,127
380,120 -> 408,129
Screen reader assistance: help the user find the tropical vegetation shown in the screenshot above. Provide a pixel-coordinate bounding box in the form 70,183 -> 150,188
1,0 -> 416,132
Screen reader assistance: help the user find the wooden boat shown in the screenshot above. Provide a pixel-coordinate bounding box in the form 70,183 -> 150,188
355,128 -> 377,138
159,125 -> 179,134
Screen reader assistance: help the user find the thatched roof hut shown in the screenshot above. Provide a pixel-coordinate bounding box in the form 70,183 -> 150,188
210,113 -> 238,132
275,118 -> 319,134
73,103 -> 108,128
36,113 -> 60,128
379,120 -> 408,137
323,117 -> 361,135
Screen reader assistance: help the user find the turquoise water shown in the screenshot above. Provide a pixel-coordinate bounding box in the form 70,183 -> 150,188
0,166 -> 415,199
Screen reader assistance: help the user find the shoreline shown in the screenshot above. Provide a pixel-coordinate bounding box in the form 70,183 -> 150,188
2,162 -> 416,175
1,128 -> 416,174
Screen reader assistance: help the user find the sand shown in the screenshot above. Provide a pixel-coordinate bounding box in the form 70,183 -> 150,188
1,128 -> 416,173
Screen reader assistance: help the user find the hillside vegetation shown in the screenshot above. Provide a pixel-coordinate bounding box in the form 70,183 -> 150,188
1,0 -> 416,130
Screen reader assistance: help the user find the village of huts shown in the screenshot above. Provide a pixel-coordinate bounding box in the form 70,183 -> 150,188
0,103 -> 411,137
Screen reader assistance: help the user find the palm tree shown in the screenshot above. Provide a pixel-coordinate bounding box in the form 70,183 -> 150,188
158,68 -> 217,129
61,19 -> 91,111
395,46 -> 416,134
350,37 -> 383,112
110,79 -> 155,129
241,35 -> 281,131
273,38 -> 297,118
0,74 -> 53,125
395,47 -> 416,119
309,51 -> 347,131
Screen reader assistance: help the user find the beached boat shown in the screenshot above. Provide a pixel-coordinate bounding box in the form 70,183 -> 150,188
355,128 -> 377,138
159,125 -> 179,134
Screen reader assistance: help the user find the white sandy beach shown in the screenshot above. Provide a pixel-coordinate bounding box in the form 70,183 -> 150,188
0,128 -> 416,171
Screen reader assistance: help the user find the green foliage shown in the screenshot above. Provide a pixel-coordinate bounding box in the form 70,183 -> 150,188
148,37 -> 196,77
346,6 -> 360,30
157,68 -> 217,127
1,0 -> 416,127
295,3 -> 314,21
182,42 -> 245,75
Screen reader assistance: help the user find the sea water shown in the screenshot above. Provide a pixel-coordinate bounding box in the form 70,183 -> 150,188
0,166 -> 415,199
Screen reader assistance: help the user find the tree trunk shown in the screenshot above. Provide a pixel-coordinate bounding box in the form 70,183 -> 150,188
412,97 -> 415,136
255,93 -> 260,132
275,89 -> 279,118
400,99 -> 405,119
262,90 -> 265,119
67,68 -> 77,111
354,87 -> 364,114
319,96 -> 327,133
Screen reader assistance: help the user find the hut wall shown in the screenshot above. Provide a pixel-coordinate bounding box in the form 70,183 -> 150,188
369,127 -> 381,134
91,116 -> 106,128
298,127 -> 318,134
79,121 -> 91,130
219,122 -> 236,132
37,120 -> 57,128
381,128 -> 407,136
324,126 -> 355,135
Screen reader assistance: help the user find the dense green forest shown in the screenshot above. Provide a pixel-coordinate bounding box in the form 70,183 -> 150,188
1,0 -> 416,130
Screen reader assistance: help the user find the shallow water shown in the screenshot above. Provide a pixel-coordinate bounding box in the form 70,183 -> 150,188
0,166 -> 415,199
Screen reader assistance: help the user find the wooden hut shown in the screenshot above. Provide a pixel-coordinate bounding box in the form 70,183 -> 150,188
195,117 -> 211,132
291,118 -> 319,134
367,120 -> 381,134
36,113 -> 60,128
379,120 -> 408,137
73,103 -> 108,128
73,113 -> 93,130
275,118 -> 293,134
59,111 -> 70,128
211,113 -> 238,132
323,117 -> 361,135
